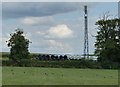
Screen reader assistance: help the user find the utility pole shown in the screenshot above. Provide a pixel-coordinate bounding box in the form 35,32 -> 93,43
84,5 -> 89,59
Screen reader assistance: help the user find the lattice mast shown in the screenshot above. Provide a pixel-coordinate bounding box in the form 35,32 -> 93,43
84,5 -> 89,59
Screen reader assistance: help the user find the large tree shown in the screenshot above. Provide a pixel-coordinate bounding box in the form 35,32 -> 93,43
95,18 -> 120,68
7,29 -> 31,63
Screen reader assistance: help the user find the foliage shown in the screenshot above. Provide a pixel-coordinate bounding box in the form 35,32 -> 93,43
7,29 -> 31,63
2,59 -> 101,69
95,18 -> 120,68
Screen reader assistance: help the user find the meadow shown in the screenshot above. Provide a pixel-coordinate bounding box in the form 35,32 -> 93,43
2,67 -> 118,85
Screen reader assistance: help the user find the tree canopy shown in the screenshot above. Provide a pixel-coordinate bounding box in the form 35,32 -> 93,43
7,29 -> 31,64
95,18 -> 120,68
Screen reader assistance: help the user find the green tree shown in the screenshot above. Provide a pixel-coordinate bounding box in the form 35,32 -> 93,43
95,18 -> 120,68
7,29 -> 31,64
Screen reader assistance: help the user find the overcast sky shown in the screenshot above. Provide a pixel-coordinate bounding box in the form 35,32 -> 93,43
1,2 -> 118,55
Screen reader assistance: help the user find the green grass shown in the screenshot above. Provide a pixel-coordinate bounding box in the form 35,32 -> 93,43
0,67 -> 2,86
2,67 -> 118,85
0,57 -> 9,61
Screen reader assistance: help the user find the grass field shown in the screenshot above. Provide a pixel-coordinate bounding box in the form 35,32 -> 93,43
2,67 -> 118,85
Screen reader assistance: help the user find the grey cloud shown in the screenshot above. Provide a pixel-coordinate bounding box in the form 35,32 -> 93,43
2,2 -> 95,19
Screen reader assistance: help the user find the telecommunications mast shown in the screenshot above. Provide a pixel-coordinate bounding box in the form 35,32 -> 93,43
84,5 -> 89,59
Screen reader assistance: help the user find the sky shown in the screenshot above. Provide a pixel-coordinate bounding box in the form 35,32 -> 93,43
1,2 -> 118,55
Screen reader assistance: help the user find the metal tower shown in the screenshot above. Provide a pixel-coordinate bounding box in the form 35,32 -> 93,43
84,5 -> 89,59
118,2 -> 120,31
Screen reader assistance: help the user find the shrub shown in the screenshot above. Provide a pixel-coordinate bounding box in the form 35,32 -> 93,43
2,59 -> 102,69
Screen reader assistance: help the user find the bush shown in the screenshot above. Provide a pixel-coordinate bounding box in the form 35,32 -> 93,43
2,60 -> 17,66
2,59 -> 102,69
101,61 -> 119,69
